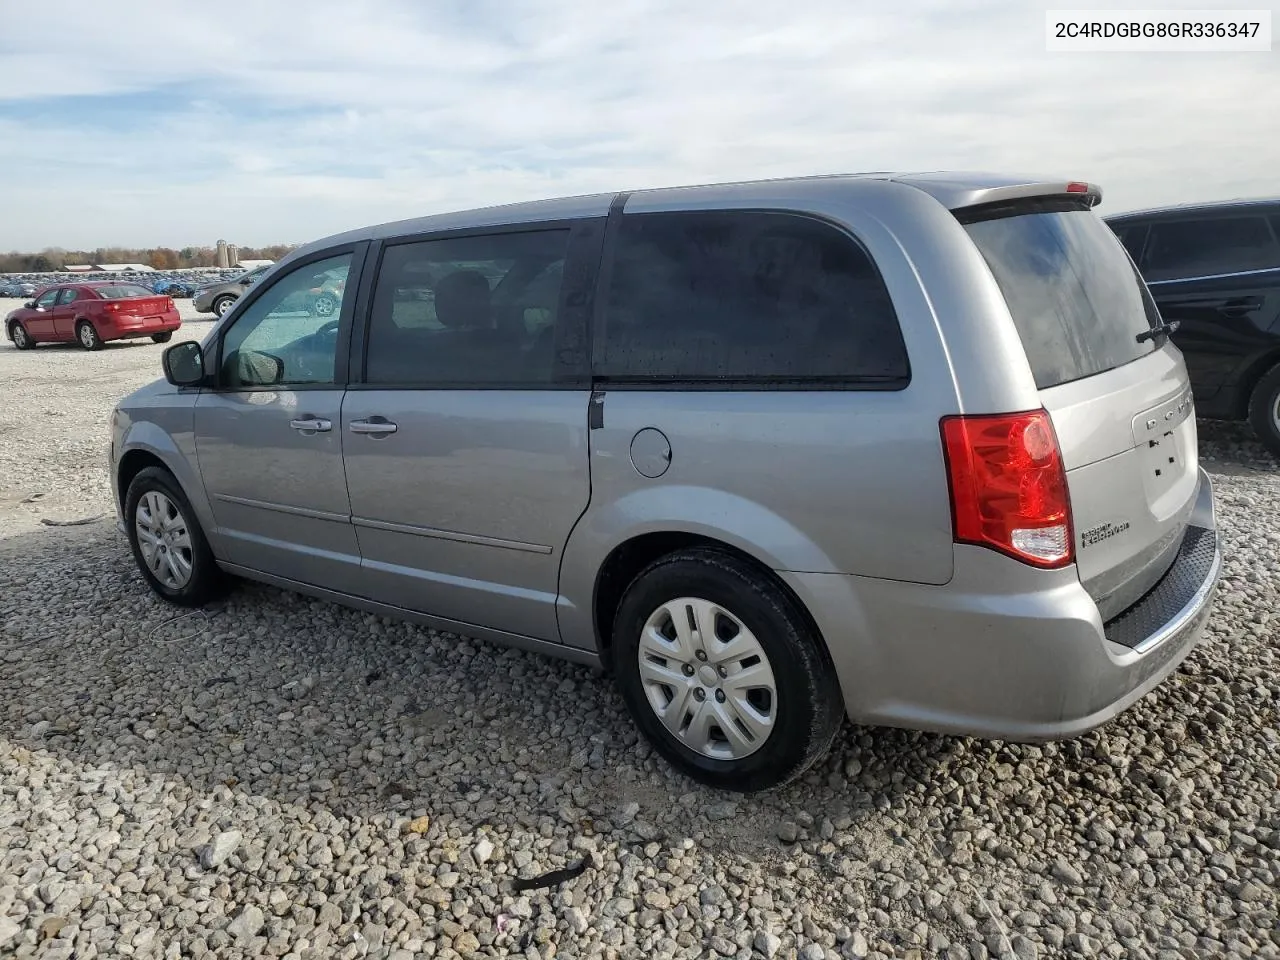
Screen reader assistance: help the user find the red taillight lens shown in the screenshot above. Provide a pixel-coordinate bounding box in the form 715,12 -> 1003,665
106,303 -> 119,312
1066,181 -> 1089,193
941,410 -> 1074,568
166,297 -> 175,310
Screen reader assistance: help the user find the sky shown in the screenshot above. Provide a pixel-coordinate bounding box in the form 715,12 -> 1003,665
0,0 -> 1276,250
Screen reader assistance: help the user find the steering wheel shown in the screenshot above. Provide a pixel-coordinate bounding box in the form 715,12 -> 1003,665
316,318 -> 340,338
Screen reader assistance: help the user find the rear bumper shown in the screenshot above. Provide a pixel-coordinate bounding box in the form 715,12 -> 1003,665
99,314 -> 183,340
784,467 -> 1220,741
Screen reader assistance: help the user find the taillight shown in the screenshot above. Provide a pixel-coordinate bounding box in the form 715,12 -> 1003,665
940,410 -> 1074,568
1066,181 -> 1089,193
166,297 -> 175,310
106,303 -> 120,312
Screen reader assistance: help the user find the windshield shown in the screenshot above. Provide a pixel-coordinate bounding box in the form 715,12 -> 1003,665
964,207 -> 1162,390
95,285 -> 155,299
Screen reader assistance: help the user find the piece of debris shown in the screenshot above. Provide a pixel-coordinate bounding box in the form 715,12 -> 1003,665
511,857 -> 589,893
405,816 -> 431,835
40,514 -> 105,527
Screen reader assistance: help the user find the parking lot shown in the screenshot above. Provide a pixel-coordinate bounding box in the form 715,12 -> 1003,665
1,301 -> 1278,960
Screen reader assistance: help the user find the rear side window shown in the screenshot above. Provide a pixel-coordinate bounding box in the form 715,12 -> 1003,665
599,211 -> 908,385
1142,215 -> 1280,282
964,208 -> 1161,390
1112,223 -> 1147,262
365,230 -> 570,386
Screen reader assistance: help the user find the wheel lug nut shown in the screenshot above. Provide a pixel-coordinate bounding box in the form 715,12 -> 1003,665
717,665 -> 727,678
693,688 -> 706,701
715,690 -> 726,703
682,663 -> 694,677
696,650 -> 707,662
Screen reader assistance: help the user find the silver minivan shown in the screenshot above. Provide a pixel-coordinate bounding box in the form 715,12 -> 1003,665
109,173 -> 1221,791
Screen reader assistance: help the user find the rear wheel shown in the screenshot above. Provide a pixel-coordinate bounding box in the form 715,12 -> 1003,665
76,320 -> 103,351
9,322 -> 33,350
151,331 -> 173,344
125,466 -> 225,606
1247,362 -> 1280,459
611,548 -> 842,792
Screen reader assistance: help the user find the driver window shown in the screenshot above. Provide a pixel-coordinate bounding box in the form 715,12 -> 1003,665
35,289 -> 59,309
220,253 -> 351,388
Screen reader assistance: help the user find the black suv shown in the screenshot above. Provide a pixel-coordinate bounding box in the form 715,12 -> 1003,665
1106,199 -> 1280,457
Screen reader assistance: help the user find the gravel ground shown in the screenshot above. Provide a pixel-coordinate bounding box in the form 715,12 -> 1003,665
1,313 -> 1278,960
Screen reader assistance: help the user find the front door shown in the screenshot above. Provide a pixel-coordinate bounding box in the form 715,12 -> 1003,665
342,225 -> 597,641
26,288 -> 59,339
194,249 -> 363,593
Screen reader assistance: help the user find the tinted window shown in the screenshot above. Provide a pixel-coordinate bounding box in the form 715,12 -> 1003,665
220,253 -> 351,387
96,284 -> 154,299
365,230 -> 570,385
965,210 -> 1161,390
34,289 -> 58,308
1143,216 -> 1280,282
56,288 -> 78,305
1113,223 -> 1147,262
600,211 -> 907,384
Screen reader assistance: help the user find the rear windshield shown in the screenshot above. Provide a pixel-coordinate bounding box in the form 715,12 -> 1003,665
963,207 -> 1162,390
95,285 -> 155,299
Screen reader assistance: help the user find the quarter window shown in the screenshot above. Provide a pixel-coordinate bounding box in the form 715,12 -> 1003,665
220,253 -> 351,388
599,211 -> 908,384
364,230 -> 571,386
1143,216 -> 1280,282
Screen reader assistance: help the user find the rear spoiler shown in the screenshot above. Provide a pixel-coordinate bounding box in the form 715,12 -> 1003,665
889,173 -> 1103,212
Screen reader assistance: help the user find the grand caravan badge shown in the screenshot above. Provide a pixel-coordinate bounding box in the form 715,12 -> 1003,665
1081,520 -> 1131,548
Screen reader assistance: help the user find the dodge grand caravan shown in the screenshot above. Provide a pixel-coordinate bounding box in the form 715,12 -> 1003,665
109,173 -> 1221,791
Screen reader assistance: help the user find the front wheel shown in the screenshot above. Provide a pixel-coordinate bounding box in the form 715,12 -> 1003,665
1247,363 -> 1280,459
125,466 -> 225,606
10,322 -> 34,350
612,548 -> 843,792
76,320 -> 103,351
212,295 -> 235,318
311,293 -> 339,318
151,331 -> 173,344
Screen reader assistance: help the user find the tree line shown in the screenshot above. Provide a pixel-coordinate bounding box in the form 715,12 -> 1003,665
0,244 -> 297,273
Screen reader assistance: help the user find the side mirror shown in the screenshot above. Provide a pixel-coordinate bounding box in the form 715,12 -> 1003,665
227,349 -> 284,386
24,301 -> 35,309
162,341 -> 205,386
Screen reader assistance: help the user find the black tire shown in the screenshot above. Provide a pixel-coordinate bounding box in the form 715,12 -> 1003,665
124,466 -> 225,607
151,331 -> 173,344
76,320 -> 103,351
1247,362 -> 1280,459
9,321 -> 34,350
212,295 -> 235,318
611,548 -> 842,792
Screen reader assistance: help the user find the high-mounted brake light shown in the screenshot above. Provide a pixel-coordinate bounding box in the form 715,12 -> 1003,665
941,410 -> 1074,568
1065,181 -> 1089,194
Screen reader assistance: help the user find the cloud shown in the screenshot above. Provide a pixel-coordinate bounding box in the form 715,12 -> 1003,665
0,0 -> 1275,248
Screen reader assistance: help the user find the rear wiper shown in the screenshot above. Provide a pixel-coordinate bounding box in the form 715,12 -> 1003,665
1135,320 -> 1180,344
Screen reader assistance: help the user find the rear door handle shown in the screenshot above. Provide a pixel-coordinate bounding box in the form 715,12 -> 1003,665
290,417 -> 332,433
349,418 -> 398,436
1217,297 -> 1263,316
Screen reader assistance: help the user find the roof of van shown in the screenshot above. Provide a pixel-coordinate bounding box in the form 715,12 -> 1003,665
290,171 -> 1102,259
1105,197 -> 1280,222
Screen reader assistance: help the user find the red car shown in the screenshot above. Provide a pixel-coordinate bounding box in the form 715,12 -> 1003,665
5,282 -> 182,351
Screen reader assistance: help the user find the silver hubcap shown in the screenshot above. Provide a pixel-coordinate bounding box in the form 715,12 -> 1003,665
135,491 -> 194,589
215,299 -> 230,316
13,326 -> 27,346
315,296 -> 336,317
638,597 -> 777,760
1272,393 -> 1280,431
79,325 -> 94,347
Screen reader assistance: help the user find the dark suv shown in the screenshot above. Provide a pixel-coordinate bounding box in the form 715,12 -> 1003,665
1106,200 -> 1280,457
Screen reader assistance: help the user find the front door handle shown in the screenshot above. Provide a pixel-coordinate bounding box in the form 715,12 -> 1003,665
349,418 -> 398,436
290,417 -> 332,433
